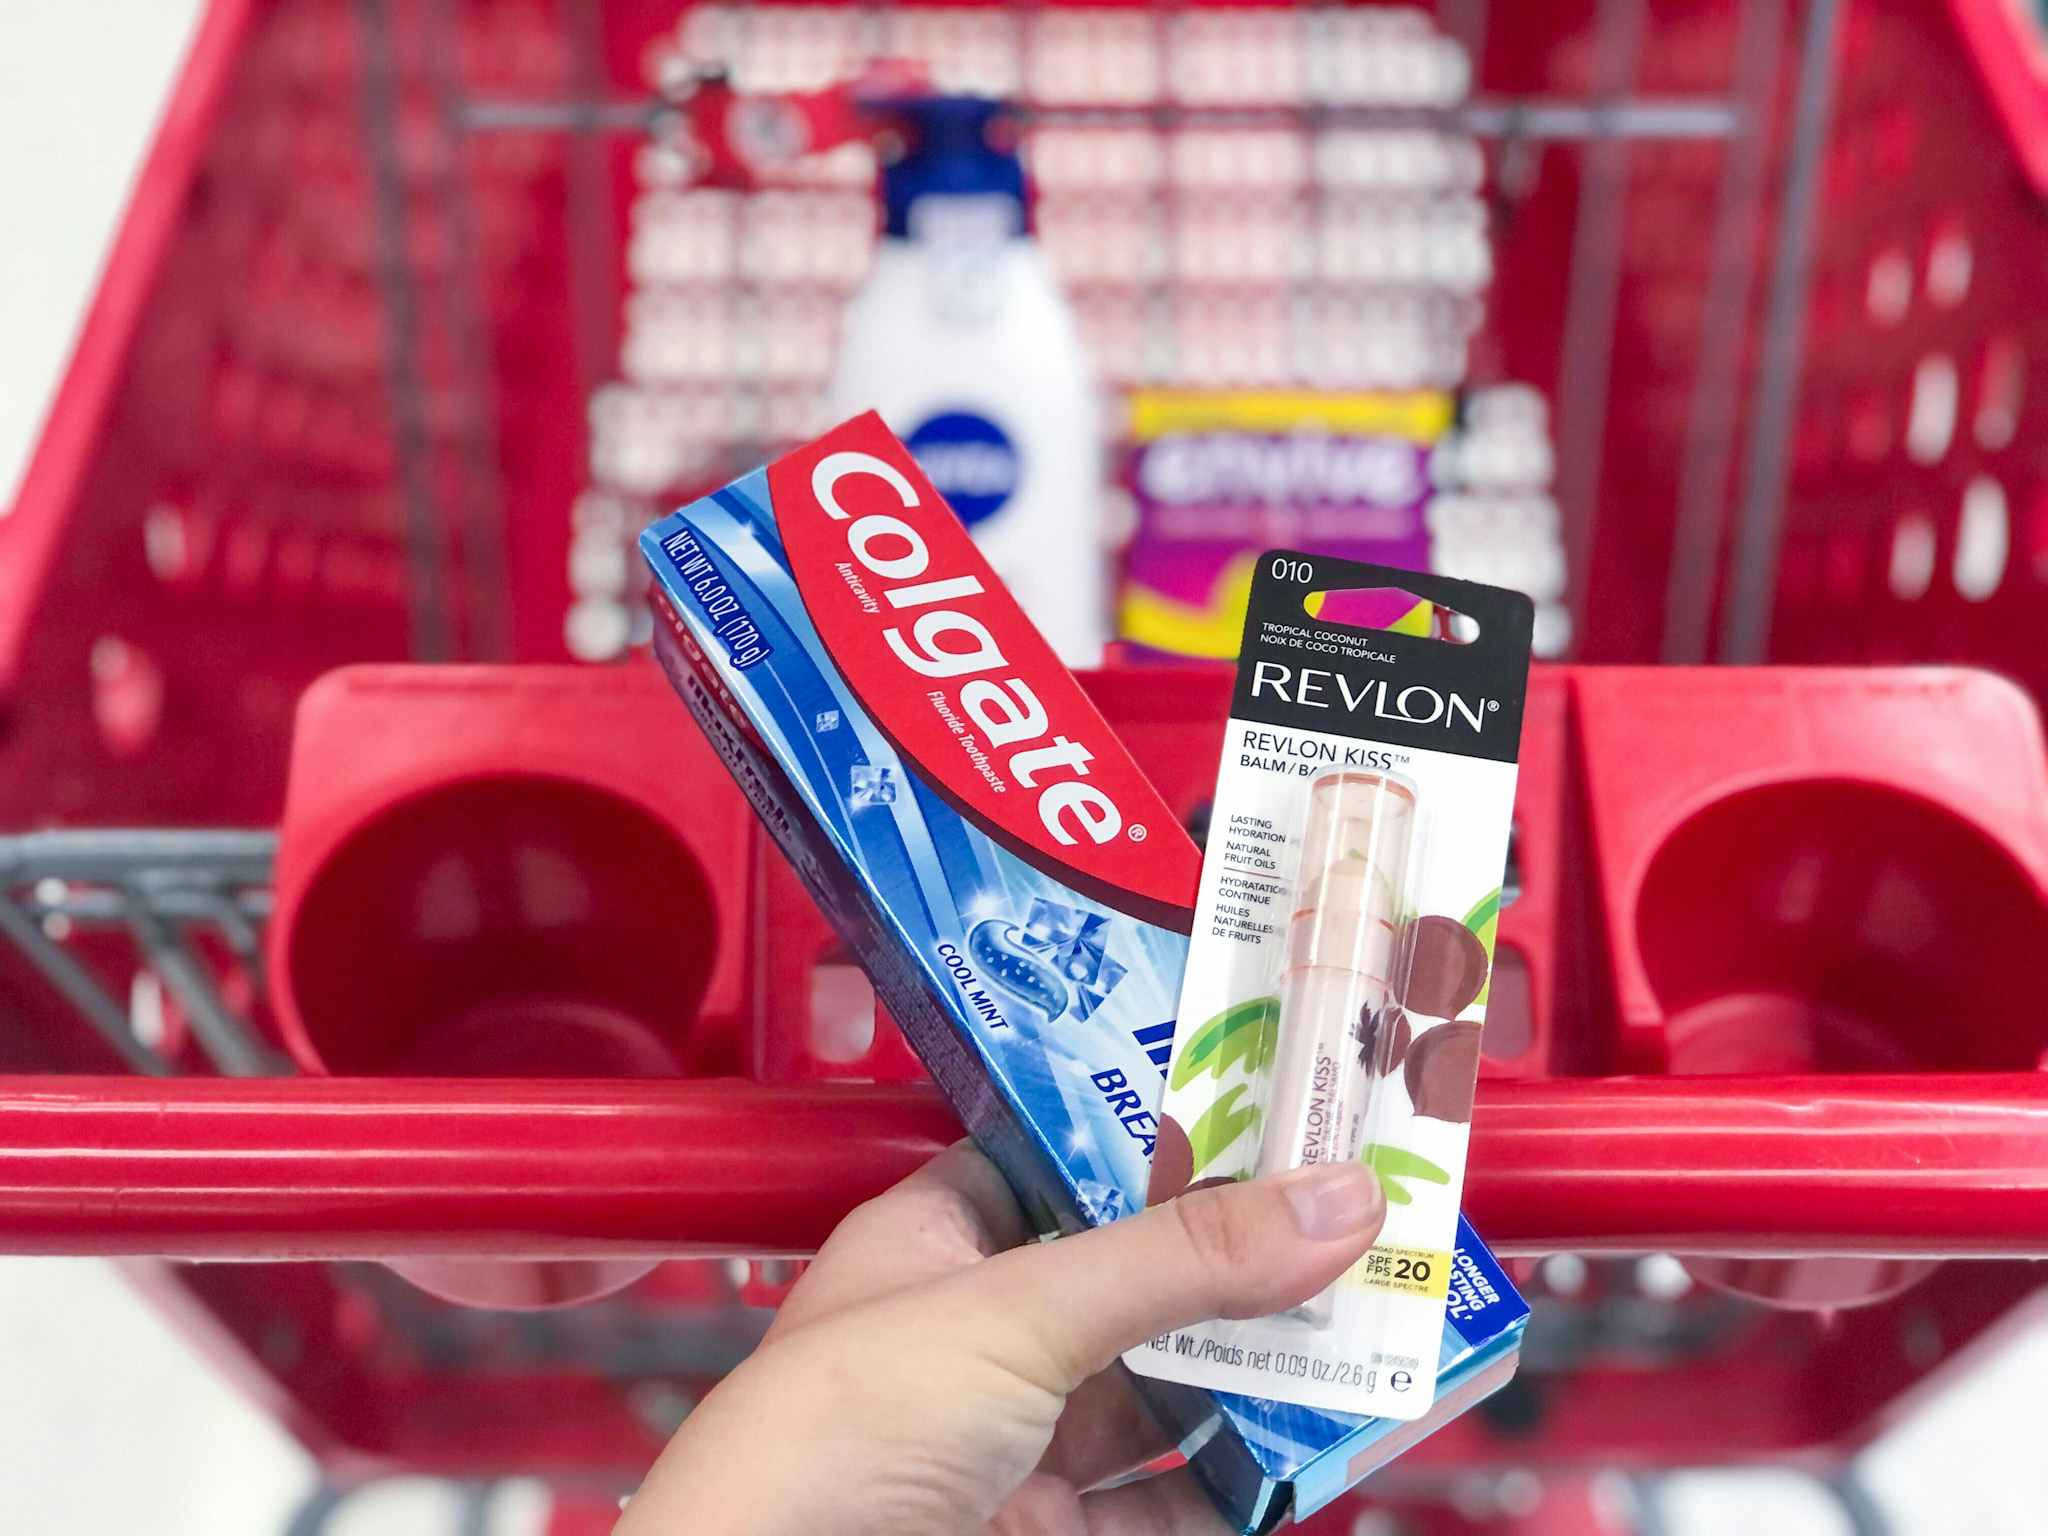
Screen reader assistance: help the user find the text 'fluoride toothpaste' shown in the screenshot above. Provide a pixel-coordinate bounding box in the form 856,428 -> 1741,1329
638,413 -> 1527,1532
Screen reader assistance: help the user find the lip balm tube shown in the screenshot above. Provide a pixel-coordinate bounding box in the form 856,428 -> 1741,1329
1257,770 -> 1418,1327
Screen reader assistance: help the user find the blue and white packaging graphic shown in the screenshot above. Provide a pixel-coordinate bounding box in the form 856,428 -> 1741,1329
640,414 -> 1527,1532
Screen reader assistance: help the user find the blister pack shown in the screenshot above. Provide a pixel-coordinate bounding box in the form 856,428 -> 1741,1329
1130,552 -> 1532,1419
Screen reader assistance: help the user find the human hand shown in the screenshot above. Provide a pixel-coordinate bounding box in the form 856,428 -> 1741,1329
616,1142 -> 1386,1536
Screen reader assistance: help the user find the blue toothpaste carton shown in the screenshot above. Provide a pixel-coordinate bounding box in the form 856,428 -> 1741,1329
640,413 -> 1526,1530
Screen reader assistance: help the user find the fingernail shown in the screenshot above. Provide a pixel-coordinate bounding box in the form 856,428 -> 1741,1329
1281,1163 -> 1382,1240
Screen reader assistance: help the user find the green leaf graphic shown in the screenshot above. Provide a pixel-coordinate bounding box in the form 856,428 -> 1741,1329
1170,997 -> 1278,1090
1211,997 -> 1278,1083
1188,1082 -> 1260,1175
1461,887 -> 1503,1009
1361,1143 -> 1452,1208
1462,887 -> 1501,935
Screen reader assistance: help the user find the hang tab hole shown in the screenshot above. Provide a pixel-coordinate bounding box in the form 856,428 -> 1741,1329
1953,476 -> 2009,602
1889,515 -> 1936,600
1974,336 -> 2023,451
809,961 -> 877,1064
1303,583 -> 1479,644
1906,354 -> 1957,464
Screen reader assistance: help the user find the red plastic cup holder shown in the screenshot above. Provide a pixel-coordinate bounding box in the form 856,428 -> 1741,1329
269,664 -> 759,1308
279,774 -> 715,1080
1639,779 -> 2048,1076
276,772 -> 719,1309
1637,777 -> 2048,1309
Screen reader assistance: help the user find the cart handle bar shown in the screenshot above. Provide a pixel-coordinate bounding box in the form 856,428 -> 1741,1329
0,1072 -> 2044,1260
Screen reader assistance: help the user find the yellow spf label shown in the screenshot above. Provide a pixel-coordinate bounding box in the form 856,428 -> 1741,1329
1350,1244 -> 1453,1302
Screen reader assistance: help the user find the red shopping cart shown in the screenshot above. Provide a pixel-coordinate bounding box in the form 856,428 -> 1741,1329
3,2 -> 2048,1532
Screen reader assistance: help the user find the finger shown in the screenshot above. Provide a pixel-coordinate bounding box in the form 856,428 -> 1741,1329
992,1467 -> 1233,1536
1040,1366 -> 1177,1491
917,1161 -> 1386,1394
770,1139 -> 1030,1337
992,1466 -> 1229,1536
1074,1466 -> 1233,1536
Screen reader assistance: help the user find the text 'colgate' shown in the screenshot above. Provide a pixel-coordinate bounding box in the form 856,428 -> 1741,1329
769,415 -> 1199,928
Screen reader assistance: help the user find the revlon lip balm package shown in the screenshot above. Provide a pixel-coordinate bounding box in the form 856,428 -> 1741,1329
641,431 -> 1526,1530
1130,551 -> 1532,1419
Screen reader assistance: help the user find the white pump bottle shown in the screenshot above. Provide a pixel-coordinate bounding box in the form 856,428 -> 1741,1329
826,96 -> 1108,666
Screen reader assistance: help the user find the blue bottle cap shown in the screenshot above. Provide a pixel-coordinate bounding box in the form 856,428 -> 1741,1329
880,95 -> 1029,238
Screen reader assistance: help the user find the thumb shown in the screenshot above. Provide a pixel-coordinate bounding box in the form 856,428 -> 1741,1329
917,1161 -> 1386,1394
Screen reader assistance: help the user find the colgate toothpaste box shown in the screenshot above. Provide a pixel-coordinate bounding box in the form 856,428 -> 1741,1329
640,414 -> 1526,1532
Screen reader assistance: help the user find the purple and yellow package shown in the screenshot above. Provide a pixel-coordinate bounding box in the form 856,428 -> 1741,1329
1118,391 -> 1450,660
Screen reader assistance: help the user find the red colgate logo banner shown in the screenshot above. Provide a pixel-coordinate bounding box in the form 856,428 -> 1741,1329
770,414 -> 1199,930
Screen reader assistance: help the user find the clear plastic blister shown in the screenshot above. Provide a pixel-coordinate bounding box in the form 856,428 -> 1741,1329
1258,770 -> 1424,1327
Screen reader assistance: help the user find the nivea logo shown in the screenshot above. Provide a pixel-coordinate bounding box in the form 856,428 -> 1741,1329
906,412 -> 1019,527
